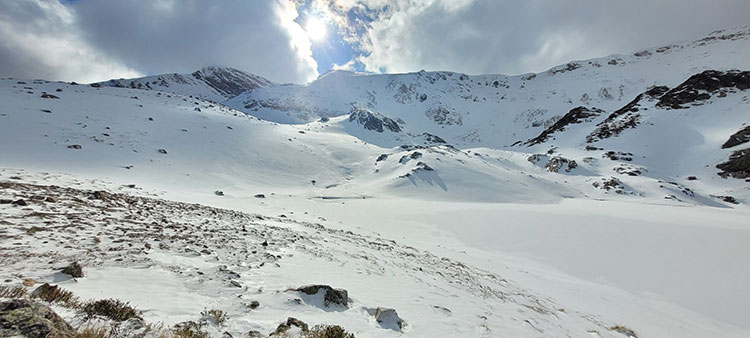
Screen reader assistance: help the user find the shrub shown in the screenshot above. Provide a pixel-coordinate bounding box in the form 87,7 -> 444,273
200,309 -> 227,326
0,285 -> 27,298
81,299 -> 140,322
304,325 -> 355,338
172,321 -> 209,338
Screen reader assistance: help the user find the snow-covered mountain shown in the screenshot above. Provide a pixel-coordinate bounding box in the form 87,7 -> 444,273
97,66 -> 273,102
1,27 -> 750,338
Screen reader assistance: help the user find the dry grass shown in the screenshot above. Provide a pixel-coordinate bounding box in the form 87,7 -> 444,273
200,309 -> 227,326
81,299 -> 140,322
171,321 -> 209,338
30,283 -> 80,308
0,285 -> 27,298
303,325 -> 356,338
75,326 -> 110,338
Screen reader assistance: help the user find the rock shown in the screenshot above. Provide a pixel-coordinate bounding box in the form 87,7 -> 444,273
230,281 -> 242,288
44,196 -> 56,203
254,194 -> 265,198
67,144 -> 81,150
248,301 -> 260,309
0,199 -> 12,204
215,190 -> 225,196
416,162 -> 434,171
40,93 -> 59,99
11,199 -> 27,206
687,176 -> 698,181
656,70 -> 750,109
717,148 -> 750,179
61,262 -> 83,278
376,154 -> 388,162
157,149 -> 168,154
90,83 -> 101,88
22,279 -> 36,287
294,285 -> 348,307
526,106 -> 604,145
409,152 -> 422,159
0,299 -> 75,338
721,126 -> 750,149
348,108 -> 401,133
545,157 -> 577,173
271,317 -> 308,336
91,190 -> 111,200
373,307 -> 405,330
247,330 -> 264,338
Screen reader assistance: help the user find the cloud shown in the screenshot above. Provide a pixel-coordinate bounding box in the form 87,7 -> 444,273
322,0 -> 750,76
0,0 -> 319,84
0,0 -> 141,83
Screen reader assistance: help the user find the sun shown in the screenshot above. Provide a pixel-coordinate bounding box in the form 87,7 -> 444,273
305,17 -> 327,41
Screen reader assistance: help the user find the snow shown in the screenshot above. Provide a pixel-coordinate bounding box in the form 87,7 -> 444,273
1,26 -> 750,337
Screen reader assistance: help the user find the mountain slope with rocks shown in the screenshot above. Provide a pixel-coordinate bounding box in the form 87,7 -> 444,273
2,26 -> 750,338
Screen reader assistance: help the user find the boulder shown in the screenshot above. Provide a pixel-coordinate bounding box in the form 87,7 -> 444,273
270,317 -> 308,336
0,299 -> 75,338
61,262 -> 84,278
373,307 -> 405,331
294,285 -> 348,307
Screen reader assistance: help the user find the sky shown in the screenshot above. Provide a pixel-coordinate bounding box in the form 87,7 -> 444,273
0,0 -> 749,84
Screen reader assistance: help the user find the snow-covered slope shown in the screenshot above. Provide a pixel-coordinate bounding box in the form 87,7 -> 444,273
98,66 -> 273,102
2,26 -> 750,338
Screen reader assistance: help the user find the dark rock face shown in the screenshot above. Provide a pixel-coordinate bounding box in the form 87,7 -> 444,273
722,126 -> 750,149
593,177 -> 625,193
0,299 -> 75,338
191,67 -> 273,98
40,93 -> 59,99
67,145 -> 81,150
526,106 -> 604,145
348,108 -> 401,133
656,70 -> 750,109
421,133 -> 446,144
294,285 -> 348,307
717,148 -> 750,179
376,154 -> 388,162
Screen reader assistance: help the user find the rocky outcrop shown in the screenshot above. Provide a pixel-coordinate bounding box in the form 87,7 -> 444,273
587,86 -> 669,143
526,106 -> 604,145
425,104 -> 463,126
656,70 -> 750,109
717,148 -> 750,179
372,307 -> 405,331
348,108 -> 401,133
722,126 -> 750,149
271,317 -> 308,336
0,299 -> 75,338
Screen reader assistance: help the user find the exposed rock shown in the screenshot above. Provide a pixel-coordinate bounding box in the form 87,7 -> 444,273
348,108 -> 401,133
157,149 -> 168,154
254,194 -> 265,199
587,86 -> 668,143
11,199 -> 27,206
373,307 -> 405,330
421,133 -> 446,144
526,106 -> 604,145
376,154 -> 388,162
293,285 -> 348,307
721,126 -> 750,149
0,299 -> 75,338
593,177 -> 625,193
67,144 -> 81,150
91,190 -> 111,200
215,191 -> 224,196
657,70 -> 750,109
717,148 -> 750,179
545,157 -> 577,173
415,162 -> 434,171
425,104 -> 463,126
61,262 -> 84,278
271,317 -> 308,336
40,93 -> 59,99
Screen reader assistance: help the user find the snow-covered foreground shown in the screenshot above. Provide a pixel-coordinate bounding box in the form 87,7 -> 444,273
2,27 -> 750,337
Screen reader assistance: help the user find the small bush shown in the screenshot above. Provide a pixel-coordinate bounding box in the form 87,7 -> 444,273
81,299 -> 140,322
30,283 -> 80,308
304,325 -> 355,338
200,309 -> 227,326
172,321 -> 209,338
